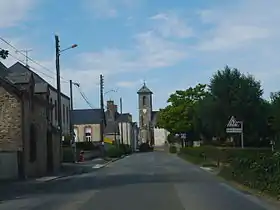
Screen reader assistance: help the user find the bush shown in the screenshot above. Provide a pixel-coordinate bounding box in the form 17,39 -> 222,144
119,144 -> 132,155
179,146 -> 272,165
76,142 -> 99,151
63,147 -> 76,162
106,146 -> 124,158
180,146 -> 280,196
139,143 -> 153,152
220,152 -> 280,196
169,145 -> 177,153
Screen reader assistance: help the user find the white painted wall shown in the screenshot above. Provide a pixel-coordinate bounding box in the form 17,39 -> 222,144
154,128 -> 169,146
49,88 -> 70,136
118,122 -> 136,146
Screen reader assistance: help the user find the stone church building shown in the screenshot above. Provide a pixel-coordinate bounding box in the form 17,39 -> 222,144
137,83 -> 169,146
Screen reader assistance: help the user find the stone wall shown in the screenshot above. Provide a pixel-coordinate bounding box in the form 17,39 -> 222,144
0,87 -> 22,151
25,97 -> 48,177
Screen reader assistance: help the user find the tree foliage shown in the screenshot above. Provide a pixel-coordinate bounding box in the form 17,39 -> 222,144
0,49 -> 9,59
158,66 -> 279,147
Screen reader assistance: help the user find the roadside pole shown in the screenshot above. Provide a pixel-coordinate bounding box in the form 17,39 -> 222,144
100,75 -> 105,158
240,121 -> 244,149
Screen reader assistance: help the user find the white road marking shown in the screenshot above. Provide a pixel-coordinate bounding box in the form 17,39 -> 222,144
92,164 -> 105,169
35,176 -> 59,182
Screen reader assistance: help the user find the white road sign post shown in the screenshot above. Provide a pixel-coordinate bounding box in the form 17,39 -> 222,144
226,116 -> 244,148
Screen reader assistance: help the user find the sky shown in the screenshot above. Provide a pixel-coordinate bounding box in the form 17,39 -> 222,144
1,0 -> 280,122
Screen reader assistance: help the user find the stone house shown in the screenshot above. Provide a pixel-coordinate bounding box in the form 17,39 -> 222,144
105,100 -> 138,148
72,101 -> 138,148
72,109 -> 103,143
0,67 -> 49,179
8,62 -> 71,137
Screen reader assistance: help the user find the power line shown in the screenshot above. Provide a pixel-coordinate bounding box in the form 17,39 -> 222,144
0,47 -> 57,80
1,38 -> 98,111
0,37 -> 69,82
74,85 -> 97,109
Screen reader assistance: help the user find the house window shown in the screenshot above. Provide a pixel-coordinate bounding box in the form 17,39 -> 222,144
63,104 -> 65,123
84,127 -> 92,142
29,123 -> 37,162
54,100 -> 57,121
143,96 -> 147,106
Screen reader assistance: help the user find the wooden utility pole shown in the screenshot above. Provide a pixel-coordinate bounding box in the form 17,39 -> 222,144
55,35 -> 63,162
70,80 -> 73,138
100,75 -> 105,143
120,97 -> 124,145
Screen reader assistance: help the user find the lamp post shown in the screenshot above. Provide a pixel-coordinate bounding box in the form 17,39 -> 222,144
55,35 -> 77,163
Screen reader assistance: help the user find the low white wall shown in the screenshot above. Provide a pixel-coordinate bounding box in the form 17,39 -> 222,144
154,128 -> 169,146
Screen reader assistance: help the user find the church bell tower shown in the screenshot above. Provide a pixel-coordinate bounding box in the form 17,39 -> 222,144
137,83 -> 153,144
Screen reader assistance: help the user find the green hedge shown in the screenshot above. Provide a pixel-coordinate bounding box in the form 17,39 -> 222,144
180,146 -> 280,196
106,146 -> 124,158
179,146 -> 272,164
63,147 -> 79,162
169,145 -> 177,153
220,152 -> 280,196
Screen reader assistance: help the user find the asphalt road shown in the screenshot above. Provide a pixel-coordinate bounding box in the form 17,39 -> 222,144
0,151 -> 278,210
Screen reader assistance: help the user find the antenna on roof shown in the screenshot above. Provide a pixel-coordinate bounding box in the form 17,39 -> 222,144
15,49 -> 32,68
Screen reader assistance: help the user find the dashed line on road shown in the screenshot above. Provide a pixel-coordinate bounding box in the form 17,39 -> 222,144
92,164 -> 105,169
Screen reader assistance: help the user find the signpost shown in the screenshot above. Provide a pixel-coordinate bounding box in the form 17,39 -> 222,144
226,116 -> 244,148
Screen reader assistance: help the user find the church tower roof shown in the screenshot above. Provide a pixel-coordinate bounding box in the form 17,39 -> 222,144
137,82 -> 153,94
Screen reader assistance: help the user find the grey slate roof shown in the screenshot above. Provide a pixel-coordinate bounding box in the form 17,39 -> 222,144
6,72 -> 32,84
72,109 -> 102,125
8,62 -> 69,97
9,62 -> 44,84
117,113 -> 132,123
137,83 -> 153,94
0,62 -> 8,77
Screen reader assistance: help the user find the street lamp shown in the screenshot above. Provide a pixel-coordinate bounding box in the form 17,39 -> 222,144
55,35 -> 78,163
104,89 -> 118,95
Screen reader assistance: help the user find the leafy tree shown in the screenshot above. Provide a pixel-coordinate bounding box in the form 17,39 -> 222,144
159,66 -> 272,147
269,92 -> 280,147
0,49 -> 8,59
206,66 -> 266,146
157,84 -> 207,138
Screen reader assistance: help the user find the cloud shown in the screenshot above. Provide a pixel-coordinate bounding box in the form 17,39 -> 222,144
116,80 -> 141,88
77,30 -> 187,76
150,12 -> 194,38
83,0 -> 139,18
192,0 -> 280,98
196,0 -> 280,52
0,0 -> 36,28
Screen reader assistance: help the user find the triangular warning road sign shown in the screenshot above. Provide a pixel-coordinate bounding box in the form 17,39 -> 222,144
227,116 -> 239,127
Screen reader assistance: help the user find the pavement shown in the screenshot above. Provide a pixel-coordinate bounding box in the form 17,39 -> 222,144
0,152 -> 279,210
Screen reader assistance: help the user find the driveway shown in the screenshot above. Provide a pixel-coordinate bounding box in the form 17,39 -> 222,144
0,152 -> 278,210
